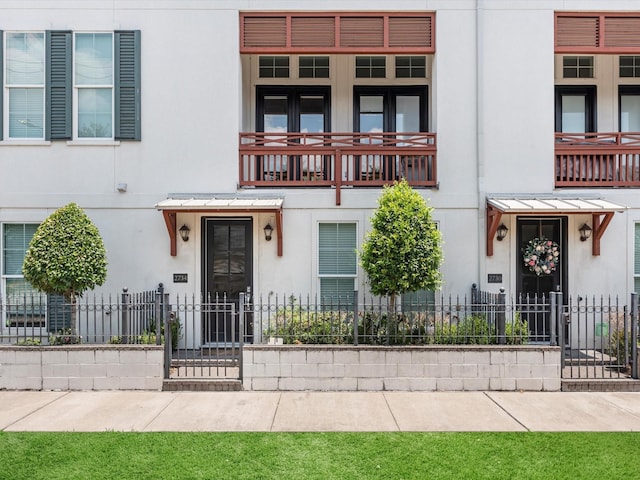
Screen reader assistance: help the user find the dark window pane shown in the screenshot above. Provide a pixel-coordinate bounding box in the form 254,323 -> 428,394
563,68 -> 577,78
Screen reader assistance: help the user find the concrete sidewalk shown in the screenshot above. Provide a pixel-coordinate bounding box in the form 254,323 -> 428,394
1,391 -> 639,432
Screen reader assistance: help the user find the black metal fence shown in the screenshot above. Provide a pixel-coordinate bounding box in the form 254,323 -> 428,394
1,284 -> 638,381
252,289 -> 531,346
0,288 -> 160,345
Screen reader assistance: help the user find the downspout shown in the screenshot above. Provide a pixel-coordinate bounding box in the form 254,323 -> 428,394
476,0 -> 486,288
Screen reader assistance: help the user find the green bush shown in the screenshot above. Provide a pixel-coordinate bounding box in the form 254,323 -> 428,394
357,312 -> 429,345
505,313 -> 529,345
22,203 -> 107,299
265,304 -> 352,344
433,315 -> 493,345
49,328 -> 82,345
264,308 -> 530,346
15,337 -> 42,346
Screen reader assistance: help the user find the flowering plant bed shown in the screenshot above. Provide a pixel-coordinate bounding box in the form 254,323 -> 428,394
523,237 -> 560,276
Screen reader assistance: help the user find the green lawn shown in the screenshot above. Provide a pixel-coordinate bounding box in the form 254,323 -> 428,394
0,431 -> 637,479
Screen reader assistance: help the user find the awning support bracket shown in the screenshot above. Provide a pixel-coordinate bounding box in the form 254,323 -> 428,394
591,212 -> 614,256
486,204 -> 503,257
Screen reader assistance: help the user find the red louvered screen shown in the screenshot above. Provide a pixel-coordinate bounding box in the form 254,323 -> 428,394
556,12 -> 640,53
291,17 -> 335,47
604,17 -> 640,48
243,16 -> 287,47
556,16 -> 599,48
340,17 -> 384,47
389,17 -> 432,48
240,12 -> 435,53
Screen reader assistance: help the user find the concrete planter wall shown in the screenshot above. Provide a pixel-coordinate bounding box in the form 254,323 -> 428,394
0,345 -> 163,391
243,345 -> 562,392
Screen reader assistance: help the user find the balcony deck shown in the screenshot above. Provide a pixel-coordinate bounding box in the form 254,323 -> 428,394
239,132 -> 437,205
555,133 -> 640,188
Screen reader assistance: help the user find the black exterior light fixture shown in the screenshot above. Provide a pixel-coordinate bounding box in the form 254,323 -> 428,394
496,223 -> 508,241
179,224 -> 190,242
264,223 -> 274,241
579,223 -> 592,242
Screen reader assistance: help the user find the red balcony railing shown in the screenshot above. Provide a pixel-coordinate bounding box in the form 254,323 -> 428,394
555,132 -> 640,187
239,132 -> 437,205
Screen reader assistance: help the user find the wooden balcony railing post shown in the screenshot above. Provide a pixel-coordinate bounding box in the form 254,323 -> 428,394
335,149 -> 342,206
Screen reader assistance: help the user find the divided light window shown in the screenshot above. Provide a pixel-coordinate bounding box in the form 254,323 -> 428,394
318,223 -> 356,304
299,56 -> 329,78
563,56 -> 594,78
395,56 -> 426,78
5,32 -> 45,139
356,56 -> 386,78
0,29 -> 141,142
2,223 -> 46,326
259,56 -> 289,78
75,33 -> 113,138
620,56 -> 640,78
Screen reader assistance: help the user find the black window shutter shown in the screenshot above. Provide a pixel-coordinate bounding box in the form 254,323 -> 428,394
46,31 -> 72,140
115,30 -> 141,140
0,30 -> 3,141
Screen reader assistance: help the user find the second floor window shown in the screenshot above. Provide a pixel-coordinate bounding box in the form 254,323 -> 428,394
5,32 -> 45,139
75,33 -> 113,138
0,29 -> 140,142
620,56 -> 640,78
562,56 -> 594,79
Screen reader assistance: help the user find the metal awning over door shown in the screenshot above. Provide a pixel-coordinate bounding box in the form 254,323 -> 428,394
486,196 -> 627,256
156,195 -> 284,256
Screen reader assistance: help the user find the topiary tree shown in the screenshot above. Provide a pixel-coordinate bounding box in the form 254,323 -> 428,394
359,180 -> 443,310
23,203 -> 107,299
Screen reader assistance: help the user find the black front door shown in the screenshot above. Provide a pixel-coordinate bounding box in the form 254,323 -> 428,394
516,217 -> 567,341
202,218 -> 252,344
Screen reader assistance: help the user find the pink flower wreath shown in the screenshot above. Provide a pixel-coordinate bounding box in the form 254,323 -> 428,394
523,237 -> 560,276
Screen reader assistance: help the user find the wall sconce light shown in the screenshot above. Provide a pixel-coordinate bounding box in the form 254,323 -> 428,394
178,224 -> 190,242
264,223 -> 273,241
496,223 -> 508,241
579,223 -> 592,242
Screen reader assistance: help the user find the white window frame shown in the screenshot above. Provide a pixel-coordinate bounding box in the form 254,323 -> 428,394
3,31 -> 46,141
1,222 -> 46,329
317,221 -> 358,302
73,32 -> 114,140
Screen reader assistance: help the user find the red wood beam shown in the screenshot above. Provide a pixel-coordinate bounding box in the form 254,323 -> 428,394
591,212 -> 614,256
486,204 -> 503,257
162,210 -> 178,257
275,209 -> 283,257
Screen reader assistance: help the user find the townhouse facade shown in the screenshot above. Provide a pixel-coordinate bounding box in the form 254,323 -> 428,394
2,0 -> 640,347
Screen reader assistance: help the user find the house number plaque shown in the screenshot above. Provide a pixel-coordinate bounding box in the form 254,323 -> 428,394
173,273 -> 188,283
487,274 -> 502,283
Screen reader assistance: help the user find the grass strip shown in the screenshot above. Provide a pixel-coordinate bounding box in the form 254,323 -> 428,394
0,431 -> 637,479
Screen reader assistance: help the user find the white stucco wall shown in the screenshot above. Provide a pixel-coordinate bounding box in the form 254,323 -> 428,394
1,0 -> 639,312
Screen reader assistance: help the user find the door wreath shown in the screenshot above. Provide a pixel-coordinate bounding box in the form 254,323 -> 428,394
523,237 -> 559,276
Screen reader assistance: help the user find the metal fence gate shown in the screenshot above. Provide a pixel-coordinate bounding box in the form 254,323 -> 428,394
557,292 -> 639,380
163,291 -> 248,381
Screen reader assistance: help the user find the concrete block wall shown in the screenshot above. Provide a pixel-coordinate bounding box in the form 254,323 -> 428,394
243,345 -> 562,392
0,346 -> 164,391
